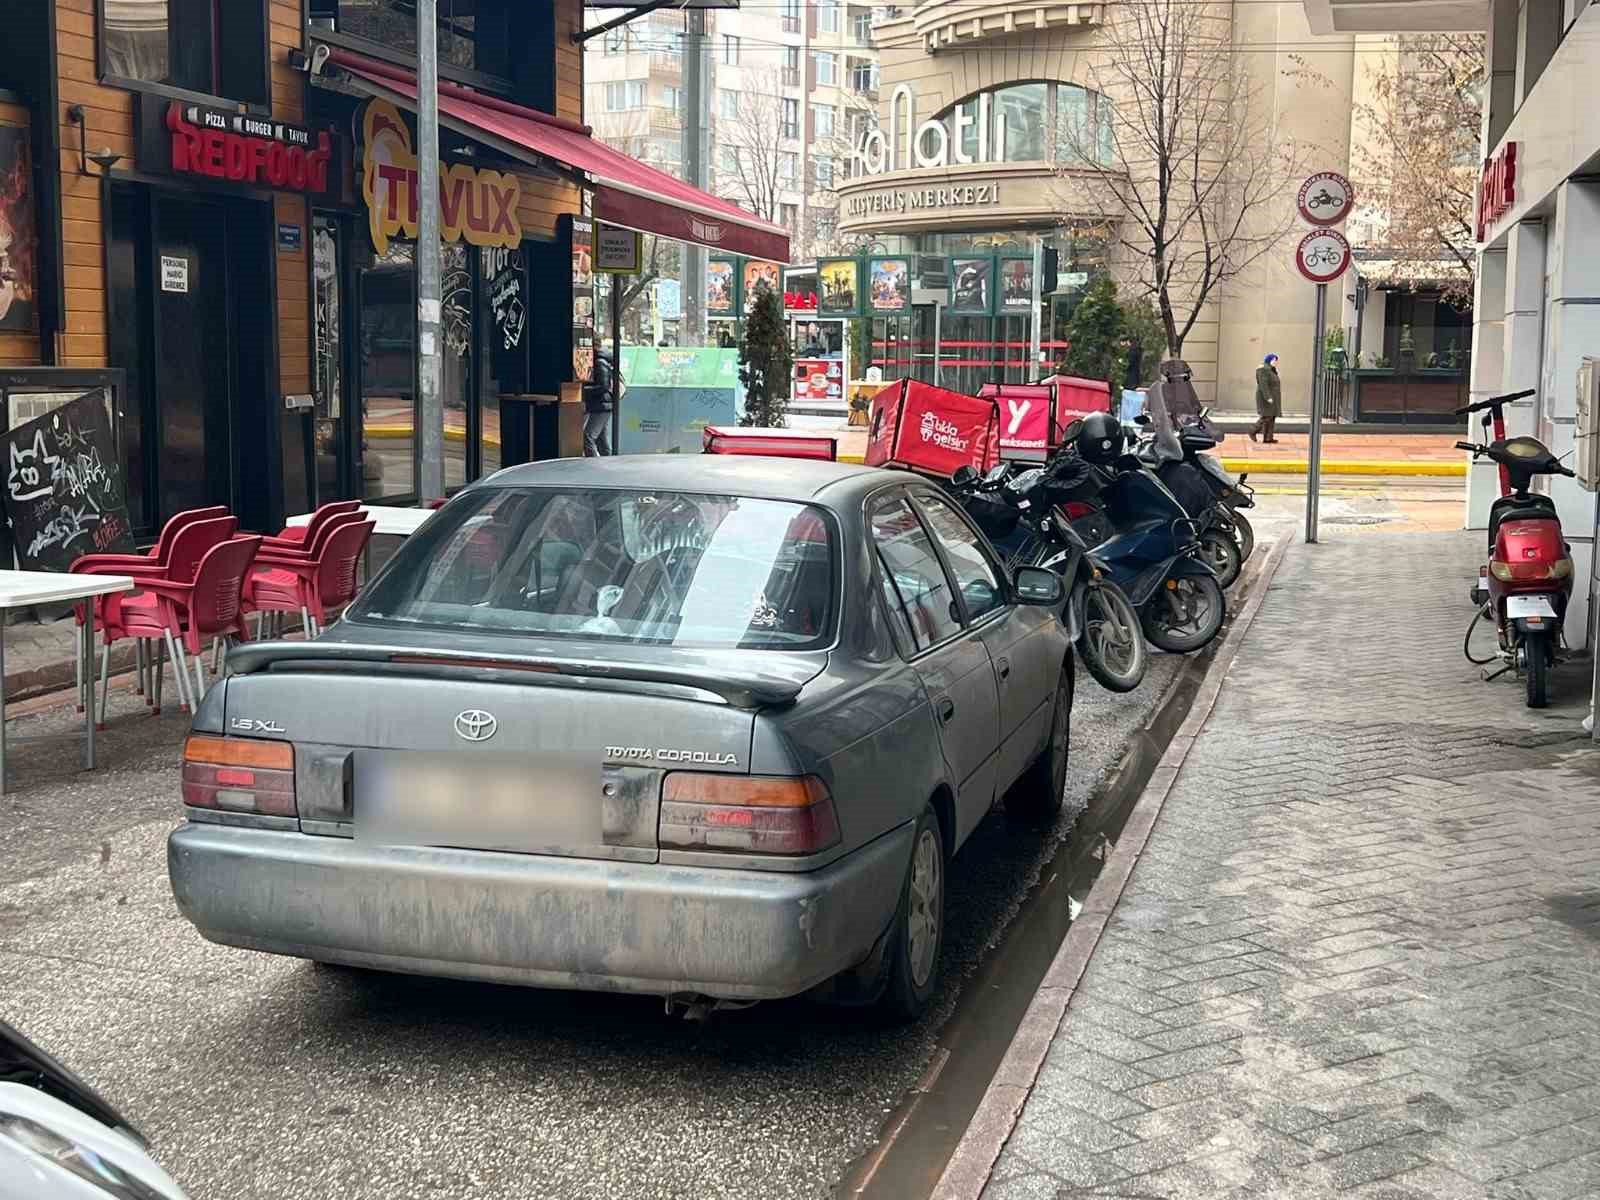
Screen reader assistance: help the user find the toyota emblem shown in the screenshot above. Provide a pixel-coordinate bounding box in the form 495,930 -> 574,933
454,709 -> 498,742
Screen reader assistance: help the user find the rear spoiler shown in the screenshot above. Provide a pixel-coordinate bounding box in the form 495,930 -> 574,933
225,640 -> 808,709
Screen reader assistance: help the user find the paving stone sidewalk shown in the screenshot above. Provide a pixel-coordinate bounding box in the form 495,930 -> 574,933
985,531 -> 1600,1199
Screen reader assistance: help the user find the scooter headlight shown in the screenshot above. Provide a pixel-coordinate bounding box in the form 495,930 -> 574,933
0,1114 -> 172,1199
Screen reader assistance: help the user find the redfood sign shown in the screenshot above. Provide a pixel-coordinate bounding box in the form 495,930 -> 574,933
146,100 -> 338,197
1477,142 -> 1518,242
784,291 -> 818,311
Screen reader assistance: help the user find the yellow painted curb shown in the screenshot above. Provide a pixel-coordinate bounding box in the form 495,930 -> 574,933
367,425 -> 500,449
1219,459 -> 1465,477
838,453 -> 1462,476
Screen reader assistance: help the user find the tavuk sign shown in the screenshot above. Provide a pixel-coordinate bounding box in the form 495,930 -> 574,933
361,99 -> 521,255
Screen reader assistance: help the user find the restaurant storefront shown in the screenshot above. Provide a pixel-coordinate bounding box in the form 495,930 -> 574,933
6,0 -> 783,541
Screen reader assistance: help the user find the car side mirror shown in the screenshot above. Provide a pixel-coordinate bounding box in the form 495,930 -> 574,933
951,465 -> 979,487
1012,566 -> 1064,606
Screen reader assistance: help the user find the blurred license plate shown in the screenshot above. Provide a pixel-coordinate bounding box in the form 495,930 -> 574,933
353,751 -> 600,854
1505,595 -> 1557,619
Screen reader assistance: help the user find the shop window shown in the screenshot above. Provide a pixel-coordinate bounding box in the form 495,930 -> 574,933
814,52 -> 839,87
100,0 -> 269,107
313,0 -> 513,83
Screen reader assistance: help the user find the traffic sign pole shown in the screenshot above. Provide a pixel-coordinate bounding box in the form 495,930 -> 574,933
1307,282 -> 1327,544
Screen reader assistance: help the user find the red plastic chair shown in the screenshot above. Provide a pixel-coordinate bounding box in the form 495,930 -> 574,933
109,535 -> 262,718
247,518 -> 374,638
84,517 -> 239,719
244,511 -> 367,636
266,499 -> 361,548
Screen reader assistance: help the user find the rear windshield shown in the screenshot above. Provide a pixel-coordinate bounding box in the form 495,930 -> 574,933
348,487 -> 836,651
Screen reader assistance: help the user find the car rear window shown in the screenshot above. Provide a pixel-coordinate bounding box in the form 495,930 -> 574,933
348,487 -> 836,650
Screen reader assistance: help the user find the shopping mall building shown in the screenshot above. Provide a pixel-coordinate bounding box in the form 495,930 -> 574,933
833,2 -> 1435,417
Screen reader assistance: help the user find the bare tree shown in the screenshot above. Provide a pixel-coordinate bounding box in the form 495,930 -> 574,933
1347,36 -> 1483,303
800,88 -> 879,259
1054,0 -> 1305,356
717,68 -> 790,224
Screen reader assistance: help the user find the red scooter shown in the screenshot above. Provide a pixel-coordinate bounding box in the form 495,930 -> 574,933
1456,390 -> 1576,708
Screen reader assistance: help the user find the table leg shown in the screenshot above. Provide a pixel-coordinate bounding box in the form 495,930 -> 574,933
84,603 -> 96,770
0,619 -> 8,798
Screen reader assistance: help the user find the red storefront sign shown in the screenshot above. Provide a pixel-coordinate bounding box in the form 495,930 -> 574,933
144,99 -> 337,198
784,291 -> 818,311
1477,142 -> 1518,242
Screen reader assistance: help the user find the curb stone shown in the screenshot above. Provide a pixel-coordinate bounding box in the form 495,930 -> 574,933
928,532 -> 1294,1200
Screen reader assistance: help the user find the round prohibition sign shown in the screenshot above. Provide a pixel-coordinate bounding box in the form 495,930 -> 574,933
1296,171 -> 1355,227
1295,228 -> 1351,284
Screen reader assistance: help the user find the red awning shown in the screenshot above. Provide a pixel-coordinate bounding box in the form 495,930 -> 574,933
329,51 -> 791,263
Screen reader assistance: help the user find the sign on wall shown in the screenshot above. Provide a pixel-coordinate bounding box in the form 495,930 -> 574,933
706,259 -> 736,315
596,224 -> 641,273
783,267 -> 820,315
948,255 -> 993,315
361,99 -> 521,255
138,99 -> 339,199
159,256 -> 189,293
998,257 -> 1034,312
1477,142 -> 1518,242
818,258 -> 860,316
868,257 -> 910,313
743,260 -> 781,310
2,390 -> 135,571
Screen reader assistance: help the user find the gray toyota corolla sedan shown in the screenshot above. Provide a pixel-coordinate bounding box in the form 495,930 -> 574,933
168,455 -> 1074,1021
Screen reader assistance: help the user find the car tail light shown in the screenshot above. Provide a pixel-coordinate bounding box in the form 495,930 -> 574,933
183,735 -> 296,817
659,774 -> 840,855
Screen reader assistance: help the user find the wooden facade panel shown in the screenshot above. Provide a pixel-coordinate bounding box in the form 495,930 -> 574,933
0,335 -> 38,366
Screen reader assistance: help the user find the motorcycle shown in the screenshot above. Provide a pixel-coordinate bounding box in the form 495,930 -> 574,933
1052,414 -> 1227,654
1455,389 -> 1576,708
950,459 -> 1148,693
1130,408 -> 1254,587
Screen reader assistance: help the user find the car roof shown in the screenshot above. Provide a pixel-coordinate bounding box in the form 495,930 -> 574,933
480,453 -> 909,504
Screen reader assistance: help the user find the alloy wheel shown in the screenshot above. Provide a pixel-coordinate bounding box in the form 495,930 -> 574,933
906,829 -> 943,989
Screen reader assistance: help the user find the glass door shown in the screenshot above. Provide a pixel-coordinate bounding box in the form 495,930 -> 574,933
312,214 -> 348,506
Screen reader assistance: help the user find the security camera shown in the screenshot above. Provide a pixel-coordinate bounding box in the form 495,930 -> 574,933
310,44 -> 332,77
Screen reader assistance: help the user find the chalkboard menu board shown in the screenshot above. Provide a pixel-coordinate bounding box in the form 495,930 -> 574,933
2,389 -> 135,571
483,244 -> 528,393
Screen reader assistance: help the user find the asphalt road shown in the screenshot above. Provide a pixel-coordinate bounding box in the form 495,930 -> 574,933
0,645 -> 1184,1200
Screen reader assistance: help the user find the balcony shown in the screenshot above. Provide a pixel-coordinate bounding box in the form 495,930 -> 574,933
912,1 -> 1104,51
648,52 -> 683,78
1301,0 -> 1487,34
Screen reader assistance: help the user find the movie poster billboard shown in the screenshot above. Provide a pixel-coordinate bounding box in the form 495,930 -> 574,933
706,259 -> 736,315
868,257 -> 910,313
817,258 -> 860,316
0,125 -> 37,333
948,256 -> 993,315
999,257 -> 1034,312
743,259 -> 780,311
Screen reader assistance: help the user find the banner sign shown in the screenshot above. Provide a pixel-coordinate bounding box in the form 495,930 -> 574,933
949,255 -> 994,315
140,99 -> 339,199
986,382 -> 1053,459
706,259 -> 737,315
361,99 -> 520,255
868,257 -> 911,313
2,390 -> 134,571
818,258 -> 861,316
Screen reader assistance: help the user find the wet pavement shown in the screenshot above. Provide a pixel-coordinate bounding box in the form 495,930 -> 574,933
0,624 -> 1190,1199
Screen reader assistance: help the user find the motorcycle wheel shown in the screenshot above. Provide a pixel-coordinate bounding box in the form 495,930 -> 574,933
1198,529 -> 1242,589
1525,631 -> 1550,708
1079,581 -> 1147,693
1142,573 -> 1226,653
1229,511 -> 1256,562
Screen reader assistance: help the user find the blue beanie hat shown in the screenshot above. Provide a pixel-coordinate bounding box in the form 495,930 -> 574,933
1264,353 -> 1278,365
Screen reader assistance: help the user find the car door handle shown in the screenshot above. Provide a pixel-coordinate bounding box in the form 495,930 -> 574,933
996,657 -> 1011,680
937,696 -> 956,723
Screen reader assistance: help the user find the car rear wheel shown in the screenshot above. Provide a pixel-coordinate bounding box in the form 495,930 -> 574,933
1007,659 -> 1074,826
874,805 -> 945,1024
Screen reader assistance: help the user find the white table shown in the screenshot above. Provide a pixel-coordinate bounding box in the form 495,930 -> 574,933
0,571 -> 134,795
284,505 -> 434,537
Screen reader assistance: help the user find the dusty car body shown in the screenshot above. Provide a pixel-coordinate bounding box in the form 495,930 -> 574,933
167,456 -> 1074,1018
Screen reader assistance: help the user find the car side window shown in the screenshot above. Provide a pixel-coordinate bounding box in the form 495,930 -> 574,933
912,490 -> 1005,621
869,493 -> 963,651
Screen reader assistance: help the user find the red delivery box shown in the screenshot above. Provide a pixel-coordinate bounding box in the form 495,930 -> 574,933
702,425 -> 838,461
864,379 -> 999,476
982,376 -> 1112,461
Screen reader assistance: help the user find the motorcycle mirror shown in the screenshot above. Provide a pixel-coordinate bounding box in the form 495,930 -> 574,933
1133,413 -> 1152,426
951,465 -> 979,487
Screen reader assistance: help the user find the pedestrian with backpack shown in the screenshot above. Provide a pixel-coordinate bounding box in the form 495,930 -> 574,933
585,349 -> 621,456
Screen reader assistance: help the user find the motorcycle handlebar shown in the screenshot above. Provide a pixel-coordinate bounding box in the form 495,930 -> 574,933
1454,441 -> 1480,453
1453,389 -> 1535,416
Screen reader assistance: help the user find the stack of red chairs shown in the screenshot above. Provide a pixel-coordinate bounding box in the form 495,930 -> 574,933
66,499 -> 373,724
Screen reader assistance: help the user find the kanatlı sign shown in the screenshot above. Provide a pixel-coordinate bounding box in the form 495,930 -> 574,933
361,99 -> 520,255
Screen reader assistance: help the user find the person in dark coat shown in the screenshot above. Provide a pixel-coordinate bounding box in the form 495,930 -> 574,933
1252,353 -> 1282,443
584,349 -> 619,456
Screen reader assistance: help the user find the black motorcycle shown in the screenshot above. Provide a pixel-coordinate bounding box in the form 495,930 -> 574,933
1131,410 -> 1255,586
950,460 -> 1148,693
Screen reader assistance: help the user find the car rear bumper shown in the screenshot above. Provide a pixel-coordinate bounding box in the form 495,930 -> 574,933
167,821 -> 912,1000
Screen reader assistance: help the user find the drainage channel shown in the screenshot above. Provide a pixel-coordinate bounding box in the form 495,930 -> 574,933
835,618 -> 1219,1199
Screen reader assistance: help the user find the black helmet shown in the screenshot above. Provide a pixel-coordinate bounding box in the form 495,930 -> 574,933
1077,411 -> 1124,464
